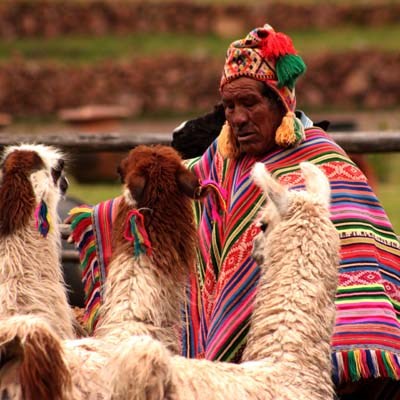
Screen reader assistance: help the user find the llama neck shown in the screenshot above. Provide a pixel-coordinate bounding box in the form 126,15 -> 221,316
242,211 -> 339,392
95,199 -> 196,352
95,250 -> 185,353
0,221 -> 75,339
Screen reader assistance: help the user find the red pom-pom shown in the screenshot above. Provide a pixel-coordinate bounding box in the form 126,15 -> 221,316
260,32 -> 297,59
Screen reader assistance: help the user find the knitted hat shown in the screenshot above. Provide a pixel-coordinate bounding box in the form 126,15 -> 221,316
218,24 -> 307,156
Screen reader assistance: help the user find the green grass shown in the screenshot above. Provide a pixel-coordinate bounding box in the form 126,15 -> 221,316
1,25 -> 399,65
67,177 -> 120,205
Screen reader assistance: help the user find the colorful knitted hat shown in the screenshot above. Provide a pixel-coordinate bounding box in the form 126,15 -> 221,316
219,24 -> 307,154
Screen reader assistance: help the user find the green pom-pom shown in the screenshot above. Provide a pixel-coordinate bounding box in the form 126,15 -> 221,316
293,116 -> 305,143
276,54 -> 306,90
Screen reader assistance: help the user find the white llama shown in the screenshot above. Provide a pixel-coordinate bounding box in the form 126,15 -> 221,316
0,144 -> 75,340
106,161 -> 340,400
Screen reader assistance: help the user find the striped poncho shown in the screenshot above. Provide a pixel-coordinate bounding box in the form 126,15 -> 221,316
181,126 -> 400,386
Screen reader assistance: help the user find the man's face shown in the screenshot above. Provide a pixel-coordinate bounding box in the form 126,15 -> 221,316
221,77 -> 285,156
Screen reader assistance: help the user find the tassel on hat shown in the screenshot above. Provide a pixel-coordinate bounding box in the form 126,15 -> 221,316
217,121 -> 240,159
260,28 -> 306,90
276,54 -> 306,90
275,111 -> 305,148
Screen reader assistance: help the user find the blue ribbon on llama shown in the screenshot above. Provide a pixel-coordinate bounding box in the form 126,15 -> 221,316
34,200 -> 51,237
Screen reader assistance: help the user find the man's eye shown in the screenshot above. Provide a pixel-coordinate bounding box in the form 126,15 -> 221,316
243,100 -> 257,107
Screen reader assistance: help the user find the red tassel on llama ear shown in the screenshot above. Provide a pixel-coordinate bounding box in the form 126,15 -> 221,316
275,111 -> 305,148
34,200 -> 51,237
200,180 -> 227,224
123,209 -> 152,258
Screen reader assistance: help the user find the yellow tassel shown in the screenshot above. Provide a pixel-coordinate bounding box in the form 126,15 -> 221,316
275,111 -> 297,147
217,122 -> 241,159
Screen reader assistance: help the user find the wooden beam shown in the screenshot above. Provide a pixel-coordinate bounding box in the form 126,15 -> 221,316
1,131 -> 400,153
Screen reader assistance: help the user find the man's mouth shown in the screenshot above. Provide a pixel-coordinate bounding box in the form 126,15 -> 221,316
237,132 -> 257,142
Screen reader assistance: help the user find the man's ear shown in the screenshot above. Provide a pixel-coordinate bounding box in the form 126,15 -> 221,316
176,167 -> 202,199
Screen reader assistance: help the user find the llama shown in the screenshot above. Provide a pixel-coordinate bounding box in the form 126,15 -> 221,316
0,144 -> 75,340
171,102 -> 226,159
107,161 -> 340,400
0,144 -> 212,400
93,145 -> 207,353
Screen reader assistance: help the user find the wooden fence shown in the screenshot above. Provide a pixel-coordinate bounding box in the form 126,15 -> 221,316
2,130 -> 400,153
3,129 -> 400,263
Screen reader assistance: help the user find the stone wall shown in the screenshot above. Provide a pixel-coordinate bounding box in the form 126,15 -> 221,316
1,51 -> 399,117
0,1 -> 398,39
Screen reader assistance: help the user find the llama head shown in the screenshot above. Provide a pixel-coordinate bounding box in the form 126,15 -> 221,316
117,144 -> 206,209
115,145 -> 208,270
171,103 -> 226,159
250,162 -> 331,264
0,144 -> 68,236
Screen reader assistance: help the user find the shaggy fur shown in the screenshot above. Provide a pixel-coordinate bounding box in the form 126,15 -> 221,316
106,162 -> 340,400
0,144 -> 75,340
242,162 -> 340,398
0,145 -> 208,400
94,145 -> 203,352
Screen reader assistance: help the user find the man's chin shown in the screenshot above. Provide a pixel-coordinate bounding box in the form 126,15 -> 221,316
239,143 -> 263,156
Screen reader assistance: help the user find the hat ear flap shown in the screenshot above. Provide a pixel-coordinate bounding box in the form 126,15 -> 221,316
217,122 -> 241,159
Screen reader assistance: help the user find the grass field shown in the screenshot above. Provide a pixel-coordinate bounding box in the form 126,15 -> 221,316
1,25 -> 399,64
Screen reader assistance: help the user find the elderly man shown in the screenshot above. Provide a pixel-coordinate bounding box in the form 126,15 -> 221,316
181,24 -> 400,399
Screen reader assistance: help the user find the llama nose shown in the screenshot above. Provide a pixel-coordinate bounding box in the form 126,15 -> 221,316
60,176 -> 69,195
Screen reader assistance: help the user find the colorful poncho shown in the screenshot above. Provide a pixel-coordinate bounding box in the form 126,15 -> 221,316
181,126 -> 400,386
68,196 -> 122,333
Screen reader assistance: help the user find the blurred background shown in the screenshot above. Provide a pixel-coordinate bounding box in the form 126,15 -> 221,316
1,0 -> 400,230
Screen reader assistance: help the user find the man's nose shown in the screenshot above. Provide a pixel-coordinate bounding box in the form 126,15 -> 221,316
230,106 -> 248,128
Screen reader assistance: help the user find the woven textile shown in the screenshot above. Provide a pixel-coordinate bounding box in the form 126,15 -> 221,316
181,127 -> 400,385
68,196 -> 122,333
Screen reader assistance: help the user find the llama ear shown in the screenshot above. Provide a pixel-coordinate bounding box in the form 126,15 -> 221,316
251,162 -> 289,214
0,336 -> 24,368
299,162 -> 331,208
117,158 -> 128,183
0,172 -> 36,236
127,174 -> 146,204
176,167 -> 201,199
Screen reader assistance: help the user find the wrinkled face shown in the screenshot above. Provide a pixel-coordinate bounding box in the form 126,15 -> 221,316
221,77 -> 285,156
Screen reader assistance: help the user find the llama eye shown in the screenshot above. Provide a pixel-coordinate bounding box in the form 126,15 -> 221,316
259,222 -> 268,232
51,168 -> 62,184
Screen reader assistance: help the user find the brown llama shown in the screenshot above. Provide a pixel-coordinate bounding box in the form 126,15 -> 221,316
93,145 -> 208,353
106,161 -> 340,400
0,144 -> 212,400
